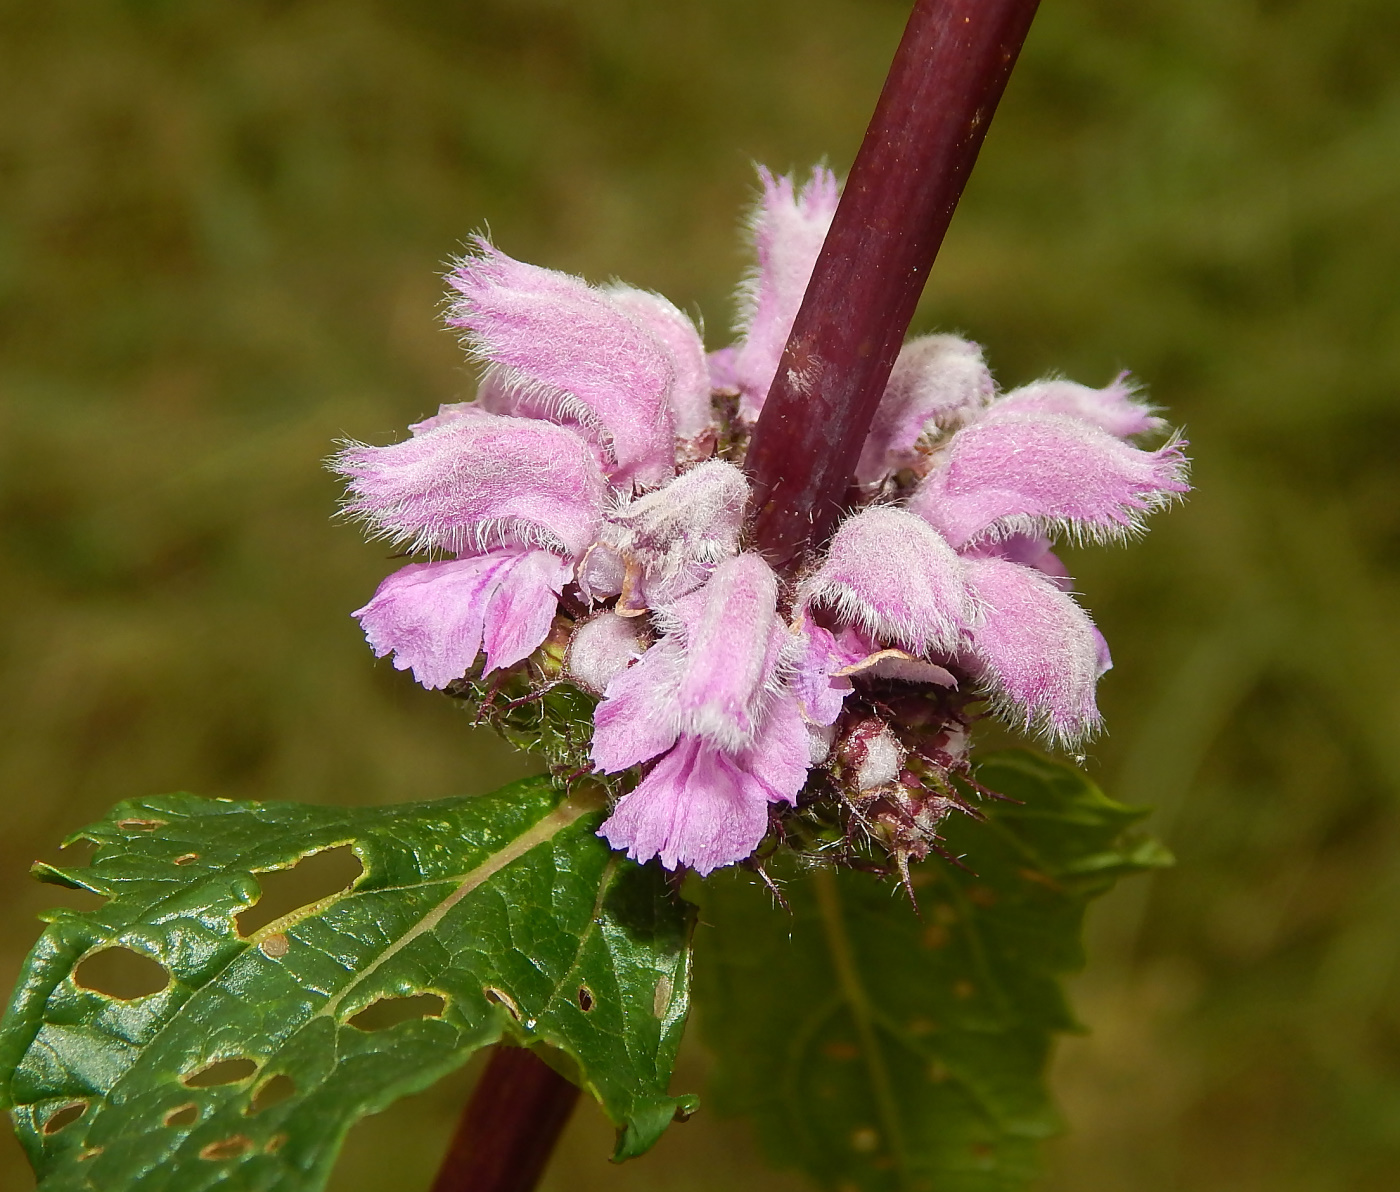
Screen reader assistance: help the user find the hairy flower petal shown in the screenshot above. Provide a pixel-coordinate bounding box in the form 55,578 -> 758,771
789,616 -> 863,727
739,691 -> 812,800
910,412 -> 1190,548
800,506 -> 977,656
984,374 -> 1164,439
335,408 -> 607,558
962,532 -> 1074,592
667,553 -> 787,751
353,550 -> 569,690
406,401 -> 474,434
603,284 -> 713,446
855,334 -> 994,486
607,460 -> 749,606
963,556 -> 1106,744
592,552 -> 788,777
446,242 -> 676,489
565,612 -> 648,695
707,345 -> 739,392
730,166 -> 840,420
589,637 -> 684,772
598,691 -> 808,875
597,738 -> 768,875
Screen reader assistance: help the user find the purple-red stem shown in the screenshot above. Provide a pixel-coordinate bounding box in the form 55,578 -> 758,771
430,1047 -> 580,1192
744,0 -> 1042,568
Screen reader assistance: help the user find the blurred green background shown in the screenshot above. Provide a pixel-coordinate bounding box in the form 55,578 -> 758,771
1,0 -> 1397,1188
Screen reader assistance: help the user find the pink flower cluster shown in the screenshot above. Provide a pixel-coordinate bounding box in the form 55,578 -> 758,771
334,168 -> 1188,876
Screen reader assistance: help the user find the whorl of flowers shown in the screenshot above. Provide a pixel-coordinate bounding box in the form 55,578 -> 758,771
333,166 -> 1189,878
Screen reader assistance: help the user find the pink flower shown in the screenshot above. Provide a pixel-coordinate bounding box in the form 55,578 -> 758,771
727,167 -> 841,420
445,242 -> 678,490
334,243 -> 735,690
798,506 -> 977,656
801,363 -> 1187,744
355,550 -> 570,690
591,555 -> 809,875
854,334 -> 995,487
909,411 -> 1189,549
335,164 -> 1190,874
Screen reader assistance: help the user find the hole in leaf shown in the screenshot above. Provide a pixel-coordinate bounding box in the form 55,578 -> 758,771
183,1058 -> 259,1088
74,947 -> 170,1000
199,1135 -> 253,1161
576,986 -> 594,1012
483,986 -> 521,1022
115,818 -> 165,832
236,846 -> 363,937
164,1103 -> 199,1128
248,1074 -> 295,1114
260,934 -> 290,959
348,993 -> 446,1032
43,1102 -> 87,1135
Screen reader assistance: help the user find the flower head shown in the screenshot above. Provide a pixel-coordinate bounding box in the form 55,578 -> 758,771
334,166 -> 1189,877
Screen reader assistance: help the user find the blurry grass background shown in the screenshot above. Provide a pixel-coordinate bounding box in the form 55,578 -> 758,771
1,0 -> 1398,1188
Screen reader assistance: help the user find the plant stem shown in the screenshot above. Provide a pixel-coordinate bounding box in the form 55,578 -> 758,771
430,1046 -> 580,1192
744,0 -> 1042,568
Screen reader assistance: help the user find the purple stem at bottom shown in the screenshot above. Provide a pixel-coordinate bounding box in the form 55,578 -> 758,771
430,1047 -> 580,1192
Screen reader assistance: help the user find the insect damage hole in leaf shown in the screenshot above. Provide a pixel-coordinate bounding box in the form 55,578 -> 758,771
0,778 -> 697,1184
346,993 -> 447,1032
236,843 -> 363,937
247,1074 -> 296,1114
578,985 -> 595,1012
199,1135 -> 254,1162
164,1103 -> 199,1128
484,985 -> 523,1022
182,1057 -> 260,1088
113,818 -> 166,832
42,1102 -> 87,1135
73,947 -> 171,999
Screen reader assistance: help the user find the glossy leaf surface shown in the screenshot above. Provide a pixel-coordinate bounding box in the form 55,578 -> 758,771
1,777 -> 695,1190
695,750 -> 1170,1192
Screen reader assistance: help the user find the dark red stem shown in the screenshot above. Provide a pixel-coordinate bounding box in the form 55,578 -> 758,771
744,0 -> 1041,567
430,1046 -> 580,1192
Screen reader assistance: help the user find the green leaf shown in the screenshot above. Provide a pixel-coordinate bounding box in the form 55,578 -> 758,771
693,749 -> 1171,1192
2,777 -> 696,1190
